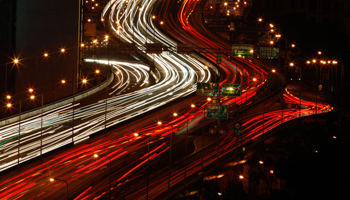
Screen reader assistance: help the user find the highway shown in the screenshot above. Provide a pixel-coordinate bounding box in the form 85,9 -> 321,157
0,0 -> 333,199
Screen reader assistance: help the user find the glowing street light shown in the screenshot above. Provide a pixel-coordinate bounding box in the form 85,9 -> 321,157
291,44 -> 295,48
239,175 -> 244,179
173,112 -> 178,117
44,53 -> 49,57
289,62 -> 294,67
28,88 -> 34,93
13,58 -> 19,64
82,79 -> 87,84
318,51 -> 322,55
6,95 -> 11,100
133,132 -> 139,137
152,15 -> 156,19
95,69 -> 100,74
271,69 -> 276,73
191,104 -> 196,108
157,121 -> 162,125
61,80 -> 66,84
61,48 -> 65,53
258,18 -> 262,22
30,95 -> 35,100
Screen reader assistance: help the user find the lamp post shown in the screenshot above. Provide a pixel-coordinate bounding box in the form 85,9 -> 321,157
168,112 -> 178,195
50,178 -> 69,200
18,100 -> 21,173
134,131 -> 152,199
93,154 -> 112,199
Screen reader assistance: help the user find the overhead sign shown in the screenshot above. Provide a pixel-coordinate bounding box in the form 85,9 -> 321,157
118,44 -> 137,54
232,44 -> 253,57
196,82 -> 219,96
260,47 -> 279,59
222,84 -> 241,97
177,44 -> 193,54
234,121 -> 242,136
206,104 -> 228,119
230,22 -> 235,31
146,43 -> 167,53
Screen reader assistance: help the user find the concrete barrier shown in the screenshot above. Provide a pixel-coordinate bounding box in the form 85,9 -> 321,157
0,73 -> 114,127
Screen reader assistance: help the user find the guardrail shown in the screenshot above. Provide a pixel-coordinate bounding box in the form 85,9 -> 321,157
0,72 -> 114,127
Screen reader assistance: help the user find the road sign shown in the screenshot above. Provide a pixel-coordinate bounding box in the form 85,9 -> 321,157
146,43 -> 166,53
206,104 -> 228,119
196,82 -> 219,96
222,84 -> 241,97
232,44 -> 253,57
260,47 -> 279,59
177,44 -> 193,54
230,22 -> 235,31
234,121 -> 242,136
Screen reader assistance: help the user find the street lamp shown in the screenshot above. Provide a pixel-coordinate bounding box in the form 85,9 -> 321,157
93,154 -> 112,199
168,112 -> 178,196
50,178 -> 69,200
133,132 -> 151,199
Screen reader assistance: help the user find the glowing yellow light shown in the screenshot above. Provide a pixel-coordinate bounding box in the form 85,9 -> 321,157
272,69 -> 276,73
30,95 -> 35,100
173,112 -> 178,117
291,44 -> 295,48
61,48 -> 65,53
49,178 -> 55,182
44,53 -> 48,57
7,103 -> 12,108
93,154 -> 99,158
82,79 -> 87,84
157,121 -> 162,125
290,62 -> 294,67
61,80 -> 66,84
258,18 -> 262,22
253,78 -> 257,82
13,59 -> 19,64
29,88 -> 34,93
133,132 -> 139,137
207,97 -> 212,101
6,95 -> 11,99
239,175 -> 244,179
191,104 -> 195,108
